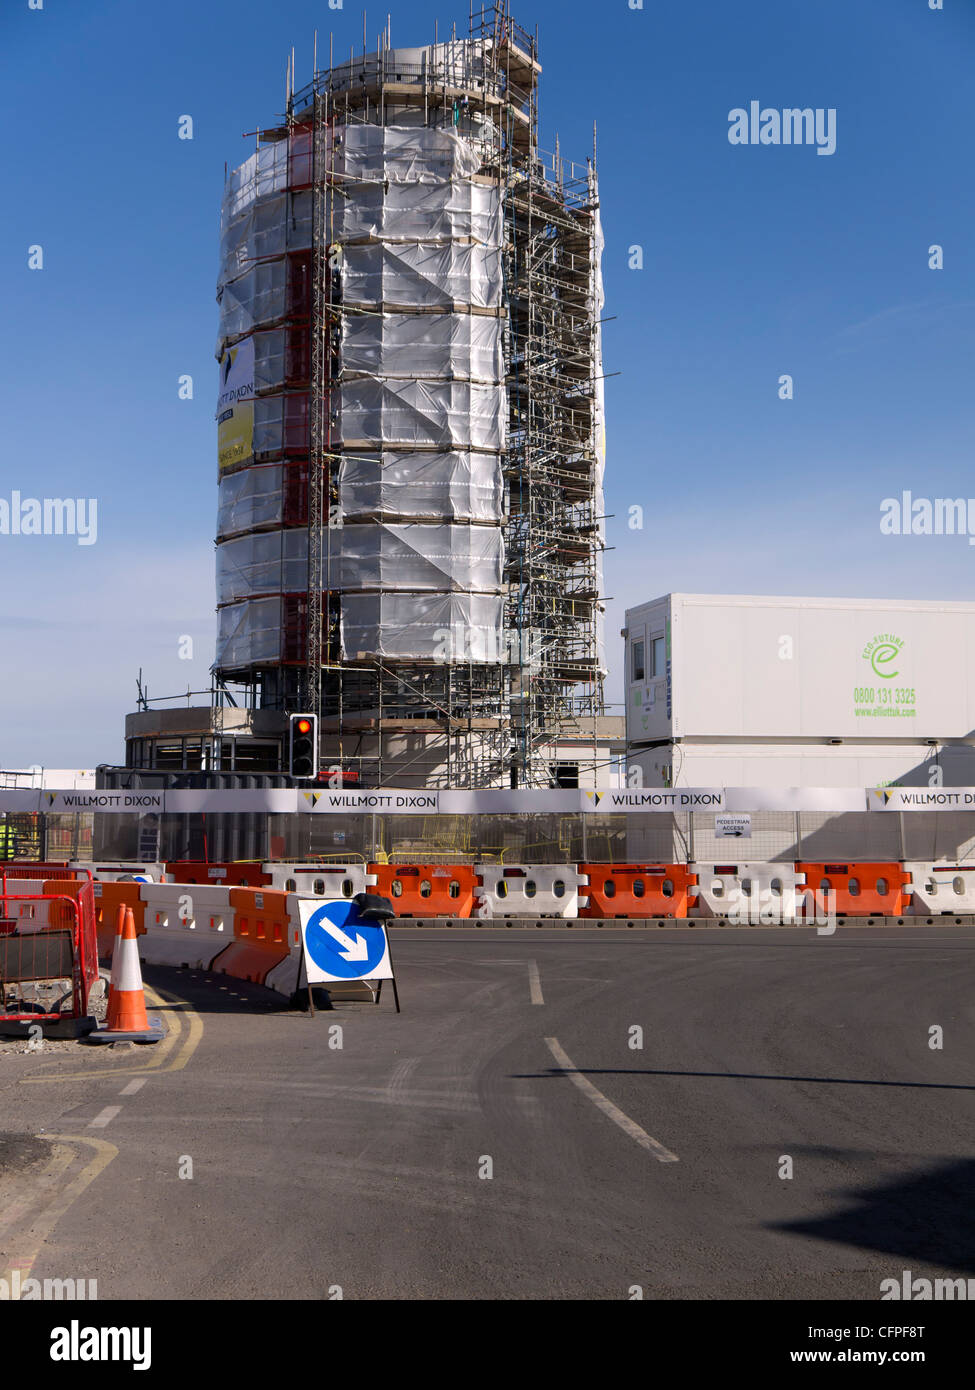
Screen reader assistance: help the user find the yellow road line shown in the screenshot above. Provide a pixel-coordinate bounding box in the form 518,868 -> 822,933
155,987 -> 204,1072
22,983 -> 203,1083
0,1135 -> 118,1283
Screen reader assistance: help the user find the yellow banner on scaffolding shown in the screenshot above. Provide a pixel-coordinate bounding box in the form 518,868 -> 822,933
216,338 -> 254,472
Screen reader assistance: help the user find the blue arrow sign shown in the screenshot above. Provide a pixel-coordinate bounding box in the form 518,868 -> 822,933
299,899 -> 393,983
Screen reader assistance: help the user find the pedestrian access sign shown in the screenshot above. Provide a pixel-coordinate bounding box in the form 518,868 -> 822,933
715,813 -> 752,839
298,899 -> 394,984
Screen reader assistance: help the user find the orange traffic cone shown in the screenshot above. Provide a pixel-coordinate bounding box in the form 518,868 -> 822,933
88,908 -> 164,1044
105,903 -> 127,1012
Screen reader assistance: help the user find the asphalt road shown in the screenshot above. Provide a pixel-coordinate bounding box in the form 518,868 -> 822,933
2,927 -> 973,1300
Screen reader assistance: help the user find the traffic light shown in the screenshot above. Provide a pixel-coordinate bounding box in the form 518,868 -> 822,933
289,713 -> 318,779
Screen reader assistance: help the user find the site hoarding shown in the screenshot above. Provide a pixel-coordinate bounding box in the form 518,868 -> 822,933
3,786 -> 966,815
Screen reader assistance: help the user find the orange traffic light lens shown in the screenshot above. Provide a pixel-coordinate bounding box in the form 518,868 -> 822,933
297,719 -> 312,734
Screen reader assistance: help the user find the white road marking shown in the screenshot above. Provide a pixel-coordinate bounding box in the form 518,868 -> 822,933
119,1078 -> 147,1096
88,1106 -> 122,1129
528,960 -> 544,1005
544,1037 -> 679,1163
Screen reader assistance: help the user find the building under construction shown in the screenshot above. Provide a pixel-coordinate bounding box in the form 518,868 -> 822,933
203,5 -> 612,789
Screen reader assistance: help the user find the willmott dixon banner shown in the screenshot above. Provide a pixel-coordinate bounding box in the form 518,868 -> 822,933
3,786 -> 975,815
216,338 -> 254,472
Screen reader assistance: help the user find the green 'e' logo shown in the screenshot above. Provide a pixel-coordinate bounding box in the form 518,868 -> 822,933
863,633 -> 903,680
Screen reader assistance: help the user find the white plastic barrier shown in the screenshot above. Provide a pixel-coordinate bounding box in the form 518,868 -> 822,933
0,880 -> 95,930
261,863 -> 375,896
71,862 -> 168,883
690,863 -> 807,924
1,881 -> 59,931
905,862 -> 975,915
136,883 -> 232,970
473,864 -> 588,919
2,879 -> 53,900
140,882 -> 231,931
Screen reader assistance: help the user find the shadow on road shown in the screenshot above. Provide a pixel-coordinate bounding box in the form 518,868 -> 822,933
773,1157 -> 975,1275
514,1066 -> 975,1093
142,963 -> 288,1016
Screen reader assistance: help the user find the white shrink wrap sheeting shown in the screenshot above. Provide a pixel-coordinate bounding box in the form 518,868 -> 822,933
216,465 -> 284,538
342,243 -> 502,309
337,452 -> 502,522
218,191 -> 312,286
332,522 -> 503,593
340,592 -> 506,661
253,394 -> 308,457
369,105 -> 498,152
339,179 -> 501,245
216,261 -> 287,351
216,530 -> 306,604
221,140 -> 289,222
341,313 -> 502,383
216,523 -> 503,604
338,124 -> 482,185
340,378 -> 504,451
253,316 -> 504,395
253,329 -> 288,393
215,597 -> 282,668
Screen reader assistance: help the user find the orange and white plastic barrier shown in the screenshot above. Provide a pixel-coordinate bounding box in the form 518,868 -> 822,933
80,879 -> 350,998
159,861 -> 375,895
12,858 -> 975,934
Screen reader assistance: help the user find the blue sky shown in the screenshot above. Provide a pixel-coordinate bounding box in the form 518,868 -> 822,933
1,0 -> 973,767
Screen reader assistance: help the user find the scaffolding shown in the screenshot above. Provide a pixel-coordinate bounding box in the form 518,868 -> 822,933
498,105 -> 605,782
212,3 -> 606,788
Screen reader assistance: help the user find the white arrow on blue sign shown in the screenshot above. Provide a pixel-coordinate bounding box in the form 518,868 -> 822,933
298,899 -> 394,984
